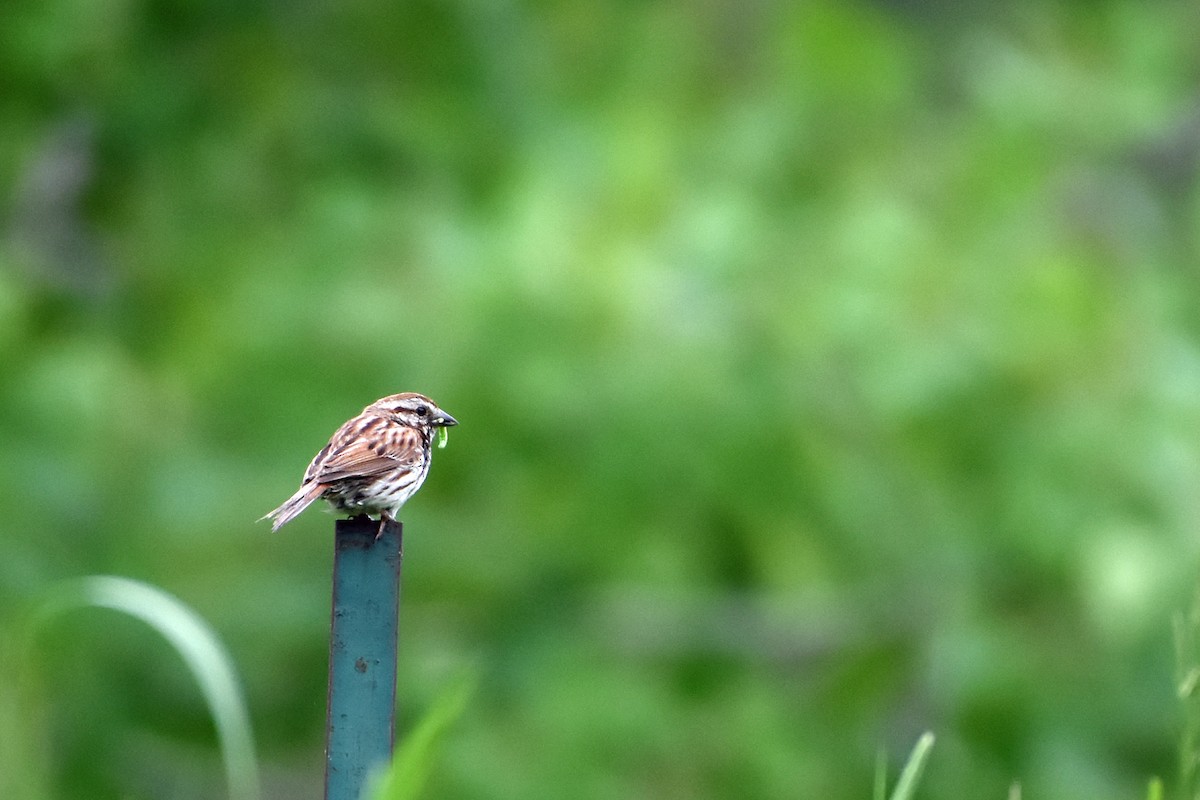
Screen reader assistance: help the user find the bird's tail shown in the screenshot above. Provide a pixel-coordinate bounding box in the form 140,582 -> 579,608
261,483 -> 324,532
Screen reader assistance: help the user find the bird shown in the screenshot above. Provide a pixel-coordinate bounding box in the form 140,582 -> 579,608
262,392 -> 457,532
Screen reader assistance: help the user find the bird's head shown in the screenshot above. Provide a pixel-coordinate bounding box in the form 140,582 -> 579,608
370,393 -> 458,431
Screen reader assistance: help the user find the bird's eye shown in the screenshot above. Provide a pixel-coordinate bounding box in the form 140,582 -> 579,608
416,405 -> 428,416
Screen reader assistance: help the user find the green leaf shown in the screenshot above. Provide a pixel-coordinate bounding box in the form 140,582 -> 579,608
369,671 -> 477,800
30,576 -> 261,800
888,732 -> 935,800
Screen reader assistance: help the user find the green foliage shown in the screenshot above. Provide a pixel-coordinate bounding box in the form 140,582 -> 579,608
1176,593 -> 1200,800
886,733 -> 935,800
23,577 -> 260,800
2,0 -> 1200,797
369,672 -> 477,800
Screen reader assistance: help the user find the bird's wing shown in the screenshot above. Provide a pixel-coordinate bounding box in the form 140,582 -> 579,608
307,424 -> 423,484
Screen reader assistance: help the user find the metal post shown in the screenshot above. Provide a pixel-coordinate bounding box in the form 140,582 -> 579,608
325,517 -> 402,800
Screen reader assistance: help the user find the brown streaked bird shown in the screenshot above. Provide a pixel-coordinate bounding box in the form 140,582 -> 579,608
262,392 -> 457,532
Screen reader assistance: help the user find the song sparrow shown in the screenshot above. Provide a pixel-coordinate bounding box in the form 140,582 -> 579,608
263,392 -> 458,532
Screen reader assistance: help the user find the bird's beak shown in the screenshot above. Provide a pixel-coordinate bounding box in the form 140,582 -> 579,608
436,412 -> 458,427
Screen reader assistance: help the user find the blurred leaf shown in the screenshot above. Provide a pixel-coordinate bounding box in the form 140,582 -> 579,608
369,671 -> 476,800
30,576 -> 260,800
889,733 -> 935,800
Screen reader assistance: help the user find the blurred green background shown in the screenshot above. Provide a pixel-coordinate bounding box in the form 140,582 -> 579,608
3,0 -> 1200,797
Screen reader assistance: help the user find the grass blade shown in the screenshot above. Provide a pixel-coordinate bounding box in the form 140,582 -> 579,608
888,732 -> 935,800
370,671 -> 476,800
31,575 -> 260,800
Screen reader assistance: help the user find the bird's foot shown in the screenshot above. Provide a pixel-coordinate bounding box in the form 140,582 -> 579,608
375,513 -> 396,541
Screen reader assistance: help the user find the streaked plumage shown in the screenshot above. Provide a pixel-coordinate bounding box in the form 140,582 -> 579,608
263,392 -> 457,532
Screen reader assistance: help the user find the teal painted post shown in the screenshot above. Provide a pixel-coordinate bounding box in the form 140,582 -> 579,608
325,517 -> 403,800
